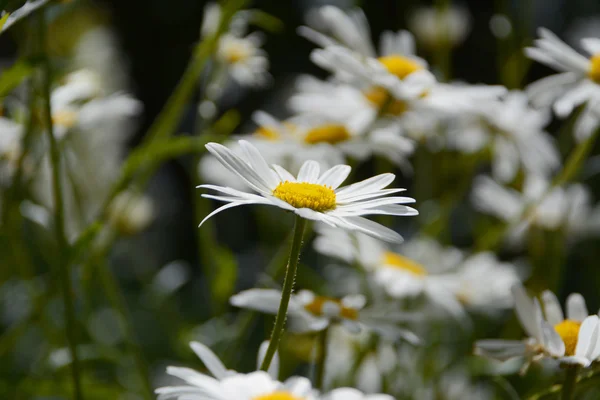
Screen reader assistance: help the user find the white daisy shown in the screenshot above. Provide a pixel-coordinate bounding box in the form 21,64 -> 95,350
472,175 -> 600,242
448,91 -> 560,182
0,116 -> 23,184
476,285 -> 600,367
201,2 -> 270,87
230,288 -> 365,333
525,28 -> 600,140
157,368 -> 316,400
198,140 -> 418,243
313,227 -> 469,320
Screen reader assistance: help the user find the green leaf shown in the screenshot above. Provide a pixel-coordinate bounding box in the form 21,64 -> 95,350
0,60 -> 33,97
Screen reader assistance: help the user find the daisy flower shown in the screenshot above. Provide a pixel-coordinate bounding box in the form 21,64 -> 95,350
525,28 -> 600,140
472,175 -> 600,243
0,117 -> 23,184
198,140 -> 418,243
448,91 -> 560,183
476,285 -> 600,367
323,387 -> 394,400
230,288 -> 418,342
230,289 -> 365,333
201,2 -> 270,87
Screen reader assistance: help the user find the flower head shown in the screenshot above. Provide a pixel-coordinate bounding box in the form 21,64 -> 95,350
198,140 -> 417,242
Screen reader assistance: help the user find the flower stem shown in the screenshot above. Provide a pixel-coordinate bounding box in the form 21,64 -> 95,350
38,14 -> 83,400
561,365 -> 580,400
315,326 -> 330,390
260,215 -> 307,371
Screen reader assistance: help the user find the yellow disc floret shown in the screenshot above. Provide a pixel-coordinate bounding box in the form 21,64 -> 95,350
378,55 -> 424,80
52,110 -> 78,128
554,320 -> 581,356
254,392 -> 304,400
304,295 -> 359,320
364,87 -> 408,116
272,181 -> 336,212
304,124 -> 351,145
589,55 -> 600,84
382,251 -> 427,276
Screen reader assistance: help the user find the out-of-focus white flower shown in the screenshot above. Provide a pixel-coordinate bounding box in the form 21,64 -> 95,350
323,387 -> 394,400
314,227 -> 472,321
476,285 -> 600,368
156,342 -> 315,400
107,191 -> 154,235
472,175 -> 600,241
489,14 -> 512,39
198,140 -> 417,243
201,3 -> 270,87
525,28 -> 600,141
449,91 -> 560,182
230,288 -> 365,333
436,253 -> 521,315
408,6 -> 472,49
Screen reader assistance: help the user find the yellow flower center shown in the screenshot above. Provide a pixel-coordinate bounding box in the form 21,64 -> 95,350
303,124 -> 351,145
382,251 -> 427,276
589,55 -> 600,84
223,42 -> 251,64
378,55 -> 424,80
254,126 -> 280,141
554,320 -> 581,356
52,110 -> 78,128
364,87 -> 409,116
272,181 -> 336,212
254,392 -> 304,400
304,295 -> 359,320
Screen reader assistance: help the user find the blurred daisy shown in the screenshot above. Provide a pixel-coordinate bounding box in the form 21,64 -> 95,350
472,175 -> 600,242
313,227 -> 470,320
448,91 -> 560,182
198,140 -> 417,242
157,369 -> 315,400
0,117 -> 23,183
476,285 -> 600,367
230,289 -> 365,333
201,2 -> 270,87
408,6 -> 472,50
525,28 -> 600,140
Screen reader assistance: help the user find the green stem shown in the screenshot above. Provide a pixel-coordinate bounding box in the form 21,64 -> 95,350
39,15 -> 83,400
561,365 -> 580,400
260,215 -> 307,371
315,326 -> 329,390
97,260 -> 153,399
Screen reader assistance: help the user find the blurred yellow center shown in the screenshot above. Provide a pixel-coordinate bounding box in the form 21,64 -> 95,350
364,87 -> 408,115
589,55 -> 600,84
254,392 -> 303,400
224,44 -> 250,64
272,181 -> 336,211
52,110 -> 78,128
382,251 -> 427,276
304,295 -> 358,320
554,320 -> 581,356
255,126 -> 280,141
304,124 -> 350,145
378,55 -> 423,79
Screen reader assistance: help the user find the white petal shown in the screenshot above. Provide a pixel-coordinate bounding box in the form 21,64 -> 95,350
337,216 -> 404,243
239,140 -> 280,189
271,164 -> 296,182
199,201 -> 254,227
257,341 -> 279,380
581,38 -> 600,56
575,316 -> 600,360
475,339 -> 528,361
567,293 -> 589,321
512,284 -> 540,340
230,289 -> 301,314
336,173 -> 395,201
297,160 -> 321,183
542,290 -> 564,325
189,342 -> 229,379
317,165 -> 351,189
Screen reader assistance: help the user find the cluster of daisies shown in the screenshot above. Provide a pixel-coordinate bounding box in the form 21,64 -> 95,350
159,3 -> 600,399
